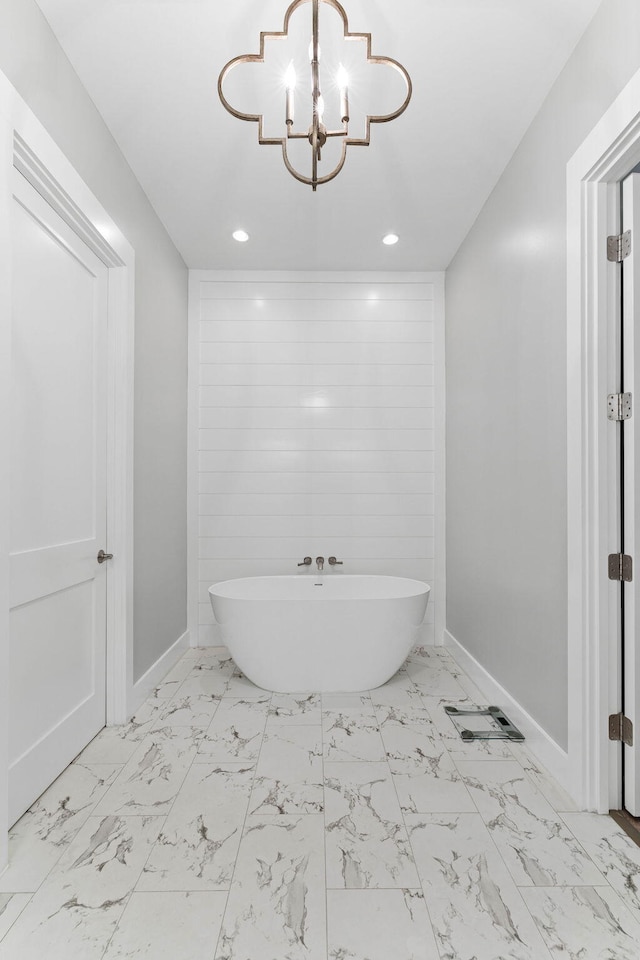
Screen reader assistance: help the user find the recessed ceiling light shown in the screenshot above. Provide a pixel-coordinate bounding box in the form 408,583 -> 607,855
232,229 -> 249,242
382,233 -> 399,246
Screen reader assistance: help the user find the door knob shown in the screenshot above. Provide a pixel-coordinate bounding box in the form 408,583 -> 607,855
97,549 -> 113,564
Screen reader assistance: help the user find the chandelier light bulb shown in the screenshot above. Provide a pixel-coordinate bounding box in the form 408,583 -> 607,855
337,63 -> 349,123
284,62 -> 297,90
285,61 -> 296,124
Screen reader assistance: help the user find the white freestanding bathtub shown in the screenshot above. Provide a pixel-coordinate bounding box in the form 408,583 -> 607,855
208,575 -> 430,692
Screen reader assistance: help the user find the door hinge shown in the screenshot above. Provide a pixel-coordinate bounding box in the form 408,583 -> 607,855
607,392 -> 632,421
609,712 -> 634,746
607,230 -> 632,262
608,553 -> 633,581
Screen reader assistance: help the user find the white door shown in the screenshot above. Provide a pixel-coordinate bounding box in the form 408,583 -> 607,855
623,172 -> 640,815
9,169 -> 109,825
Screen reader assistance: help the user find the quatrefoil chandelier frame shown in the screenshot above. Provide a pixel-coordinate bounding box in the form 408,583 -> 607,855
217,0 -> 412,191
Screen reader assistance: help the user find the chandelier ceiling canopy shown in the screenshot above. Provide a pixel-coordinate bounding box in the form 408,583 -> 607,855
217,0 -> 412,191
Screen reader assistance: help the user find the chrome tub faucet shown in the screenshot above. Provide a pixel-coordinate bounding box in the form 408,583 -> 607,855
298,556 -> 342,570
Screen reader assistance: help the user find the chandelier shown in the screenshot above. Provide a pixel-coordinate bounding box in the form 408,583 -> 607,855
217,0 -> 412,191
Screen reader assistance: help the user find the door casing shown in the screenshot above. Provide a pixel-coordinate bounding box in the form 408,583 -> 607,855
567,64 -> 640,812
0,69 -> 135,870
621,172 -> 640,816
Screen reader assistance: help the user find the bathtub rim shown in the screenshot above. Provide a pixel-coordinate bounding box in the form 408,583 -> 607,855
208,573 -> 431,602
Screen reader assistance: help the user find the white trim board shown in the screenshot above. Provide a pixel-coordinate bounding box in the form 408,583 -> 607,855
0,79 -> 13,876
444,629 -> 571,797
433,273 -> 446,645
187,270 -> 201,647
128,630 -> 191,716
0,67 -> 135,869
566,63 -> 640,813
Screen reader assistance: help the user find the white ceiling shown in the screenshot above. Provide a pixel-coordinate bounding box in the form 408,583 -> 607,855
35,0 -> 603,271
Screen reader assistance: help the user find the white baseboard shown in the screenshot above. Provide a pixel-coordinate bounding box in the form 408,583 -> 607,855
443,629 -> 573,799
127,629 -> 190,717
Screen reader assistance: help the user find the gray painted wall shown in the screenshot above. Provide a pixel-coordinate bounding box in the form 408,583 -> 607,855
1,0 -> 188,682
446,0 -> 640,750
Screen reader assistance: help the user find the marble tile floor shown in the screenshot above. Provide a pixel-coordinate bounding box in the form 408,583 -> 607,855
2,646 -> 640,958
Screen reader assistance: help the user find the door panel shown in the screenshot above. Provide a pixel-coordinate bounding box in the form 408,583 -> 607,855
10,200 -> 97,554
9,170 -> 108,825
10,582 -> 97,762
622,172 -> 640,816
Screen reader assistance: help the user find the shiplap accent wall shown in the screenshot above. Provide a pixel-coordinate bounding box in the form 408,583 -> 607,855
188,271 -> 444,647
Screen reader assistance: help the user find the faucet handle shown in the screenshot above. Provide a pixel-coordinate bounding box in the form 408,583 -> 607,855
298,557 -> 312,566
328,557 -> 343,565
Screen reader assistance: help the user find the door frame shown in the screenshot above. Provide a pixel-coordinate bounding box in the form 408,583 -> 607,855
567,65 -> 640,812
0,71 -> 135,869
